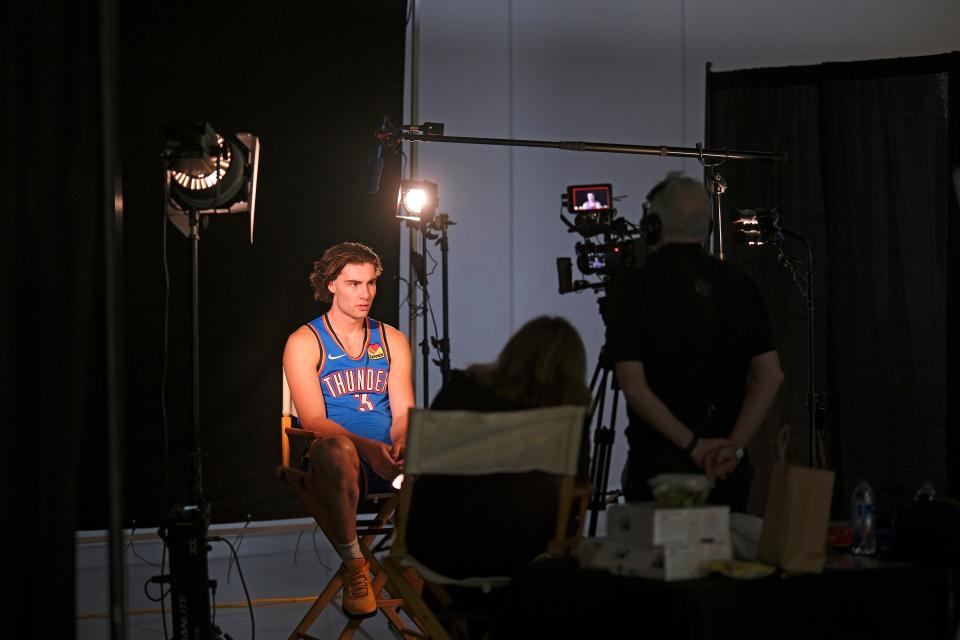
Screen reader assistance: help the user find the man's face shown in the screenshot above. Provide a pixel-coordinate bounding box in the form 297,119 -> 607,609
328,262 -> 377,320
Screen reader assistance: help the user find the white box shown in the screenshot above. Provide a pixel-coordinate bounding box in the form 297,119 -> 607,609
607,502 -> 730,547
587,538 -> 733,581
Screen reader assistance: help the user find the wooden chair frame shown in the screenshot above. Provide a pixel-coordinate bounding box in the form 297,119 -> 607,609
276,369 -> 427,640
380,406 -> 592,640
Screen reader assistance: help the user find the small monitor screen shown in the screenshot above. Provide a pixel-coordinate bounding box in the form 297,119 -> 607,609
567,184 -> 612,214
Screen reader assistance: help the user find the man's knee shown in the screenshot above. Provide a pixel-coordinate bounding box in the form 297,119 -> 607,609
309,436 -> 360,479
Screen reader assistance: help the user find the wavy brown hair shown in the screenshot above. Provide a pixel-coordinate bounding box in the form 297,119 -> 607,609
489,315 -> 591,408
309,241 -> 383,303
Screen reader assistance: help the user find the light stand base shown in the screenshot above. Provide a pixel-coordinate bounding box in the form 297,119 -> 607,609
161,502 -> 226,640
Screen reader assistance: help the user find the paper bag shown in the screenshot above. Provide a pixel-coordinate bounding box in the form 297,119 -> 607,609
757,426 -> 835,573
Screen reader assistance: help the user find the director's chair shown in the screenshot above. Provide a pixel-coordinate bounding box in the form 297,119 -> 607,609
380,405 -> 591,640
276,369 -> 426,640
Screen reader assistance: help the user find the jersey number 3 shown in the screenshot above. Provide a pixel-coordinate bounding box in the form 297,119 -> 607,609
353,393 -> 374,412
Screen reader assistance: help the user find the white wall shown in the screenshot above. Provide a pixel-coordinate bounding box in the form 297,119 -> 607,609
401,0 -> 960,497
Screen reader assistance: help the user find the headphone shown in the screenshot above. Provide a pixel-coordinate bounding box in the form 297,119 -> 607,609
640,174 -> 713,245
639,175 -> 676,245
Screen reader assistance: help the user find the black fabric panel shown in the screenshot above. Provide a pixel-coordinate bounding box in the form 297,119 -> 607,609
819,70 -> 949,518
2,1 -> 107,633
706,52 -> 957,520
73,1 -> 407,529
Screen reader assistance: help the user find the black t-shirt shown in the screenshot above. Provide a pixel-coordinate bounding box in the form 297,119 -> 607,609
606,242 -> 776,443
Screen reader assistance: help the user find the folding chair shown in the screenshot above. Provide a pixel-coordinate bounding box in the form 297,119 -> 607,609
276,368 -> 426,640
380,405 -> 591,640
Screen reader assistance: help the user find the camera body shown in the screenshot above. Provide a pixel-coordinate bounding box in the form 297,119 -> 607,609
557,183 -> 644,292
575,237 -> 643,276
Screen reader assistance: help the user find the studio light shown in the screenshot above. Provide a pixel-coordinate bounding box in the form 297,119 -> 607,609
163,121 -> 261,242
397,179 -> 438,221
731,208 -> 782,246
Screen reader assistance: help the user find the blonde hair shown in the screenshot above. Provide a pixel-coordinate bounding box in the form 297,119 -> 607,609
491,316 -> 591,408
309,241 -> 383,302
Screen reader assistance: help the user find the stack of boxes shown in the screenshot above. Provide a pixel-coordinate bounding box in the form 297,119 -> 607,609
583,502 -> 732,581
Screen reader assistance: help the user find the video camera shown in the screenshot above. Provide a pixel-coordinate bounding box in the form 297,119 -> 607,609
557,183 -> 644,293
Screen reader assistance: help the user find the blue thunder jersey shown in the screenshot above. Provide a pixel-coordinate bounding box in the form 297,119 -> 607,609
307,315 -> 393,444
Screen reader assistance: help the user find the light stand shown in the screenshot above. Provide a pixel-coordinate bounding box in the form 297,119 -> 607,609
431,213 -> 454,381
398,180 -> 454,405
732,209 -> 824,467
778,227 -> 825,467
158,122 -> 259,640
406,214 -> 455,405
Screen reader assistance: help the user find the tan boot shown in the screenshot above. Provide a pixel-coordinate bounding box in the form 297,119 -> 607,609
341,558 -> 377,618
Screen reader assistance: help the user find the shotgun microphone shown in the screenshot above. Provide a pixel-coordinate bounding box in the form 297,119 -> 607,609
367,117 -> 388,193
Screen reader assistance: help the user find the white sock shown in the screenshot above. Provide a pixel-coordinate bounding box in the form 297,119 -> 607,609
336,537 -> 363,562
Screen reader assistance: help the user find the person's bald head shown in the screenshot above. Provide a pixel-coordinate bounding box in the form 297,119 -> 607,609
649,175 -> 712,244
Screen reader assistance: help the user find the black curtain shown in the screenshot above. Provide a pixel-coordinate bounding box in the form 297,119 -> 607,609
3,0 -> 407,629
76,1 -> 408,530
707,53 -> 959,520
3,2 -> 108,635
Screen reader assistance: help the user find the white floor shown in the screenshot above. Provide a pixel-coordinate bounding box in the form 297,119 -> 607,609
76,519 -> 413,640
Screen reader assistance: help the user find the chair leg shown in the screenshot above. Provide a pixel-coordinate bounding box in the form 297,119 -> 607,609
382,557 -> 452,640
290,572 -> 343,640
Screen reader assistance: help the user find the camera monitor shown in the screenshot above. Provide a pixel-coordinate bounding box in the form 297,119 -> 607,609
567,183 -> 612,214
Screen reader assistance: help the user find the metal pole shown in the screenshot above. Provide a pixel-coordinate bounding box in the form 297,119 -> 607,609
394,129 -> 787,162
407,0 -> 421,404
709,172 -> 727,259
98,0 -> 126,634
437,215 -> 452,383
420,228 -> 430,407
189,210 -> 203,503
782,228 -> 818,467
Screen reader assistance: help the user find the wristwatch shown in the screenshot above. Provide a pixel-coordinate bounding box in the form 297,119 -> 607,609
734,446 -> 745,461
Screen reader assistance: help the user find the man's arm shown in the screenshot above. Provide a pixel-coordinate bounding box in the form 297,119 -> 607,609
615,360 -> 733,469
384,324 -> 414,460
728,350 -> 784,447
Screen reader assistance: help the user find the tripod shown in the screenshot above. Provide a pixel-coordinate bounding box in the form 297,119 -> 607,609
585,297 -> 624,536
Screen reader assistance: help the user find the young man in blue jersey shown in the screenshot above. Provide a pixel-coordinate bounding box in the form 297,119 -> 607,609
283,241 -> 414,618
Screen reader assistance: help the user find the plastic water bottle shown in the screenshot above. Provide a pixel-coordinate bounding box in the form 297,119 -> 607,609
851,479 -> 877,555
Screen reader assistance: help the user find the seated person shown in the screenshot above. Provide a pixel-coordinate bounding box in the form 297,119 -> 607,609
431,314 -> 592,412
579,191 -> 604,210
407,316 -> 592,581
283,241 -> 413,619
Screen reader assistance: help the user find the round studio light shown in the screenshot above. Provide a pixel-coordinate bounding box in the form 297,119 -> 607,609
168,135 -> 248,211
396,179 -> 439,221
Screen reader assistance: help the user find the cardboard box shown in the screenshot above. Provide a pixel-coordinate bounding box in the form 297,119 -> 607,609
587,538 -> 733,581
607,502 -> 730,547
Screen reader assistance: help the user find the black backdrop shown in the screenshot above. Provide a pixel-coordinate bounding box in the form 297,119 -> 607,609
706,53 -> 959,519
79,2 -> 408,530
4,1 -> 406,629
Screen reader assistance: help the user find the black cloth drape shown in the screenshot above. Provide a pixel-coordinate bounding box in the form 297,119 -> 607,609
3,2 -> 108,633
707,53 -> 958,519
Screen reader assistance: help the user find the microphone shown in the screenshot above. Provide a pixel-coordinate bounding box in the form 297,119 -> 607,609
367,117 -> 387,193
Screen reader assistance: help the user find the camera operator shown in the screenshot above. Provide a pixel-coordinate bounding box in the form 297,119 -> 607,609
605,172 -> 783,512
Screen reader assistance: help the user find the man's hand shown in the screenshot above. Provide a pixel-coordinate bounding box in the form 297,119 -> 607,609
356,439 -> 402,482
690,437 -> 735,471
704,446 -> 739,480
389,437 -> 406,471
